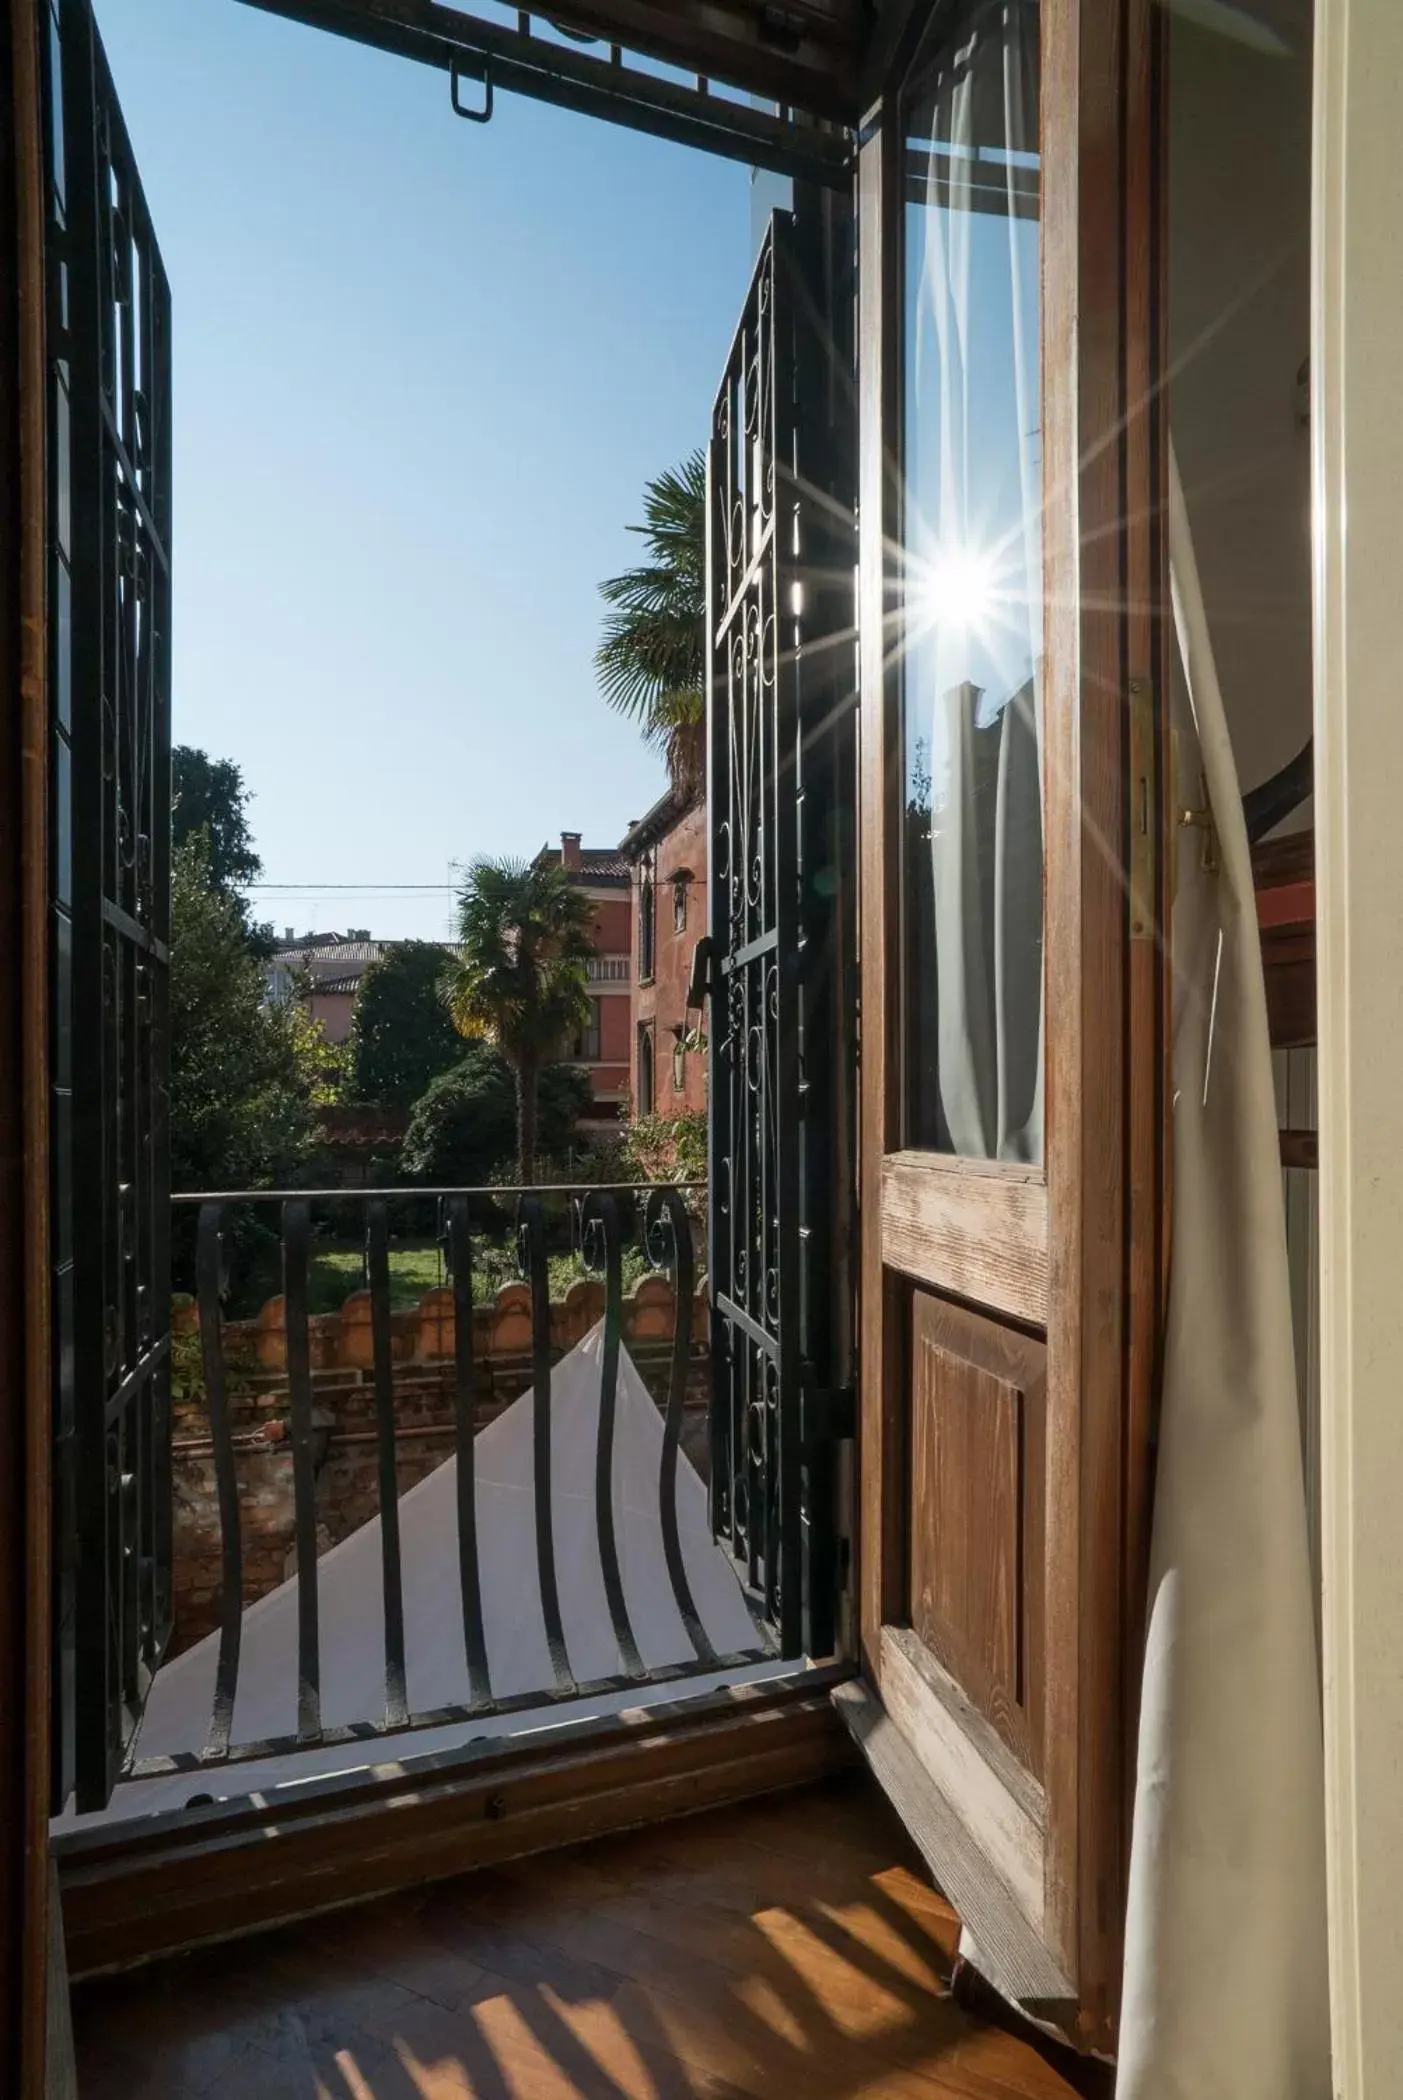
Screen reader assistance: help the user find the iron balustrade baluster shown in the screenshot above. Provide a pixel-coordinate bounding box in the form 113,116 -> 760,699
445,1196 -> 492,1708
282,1198 -> 322,1741
646,1187 -> 715,1665
195,1204 -> 242,1762
517,1193 -> 575,1696
366,1200 -> 409,1731
579,1192 -> 645,1681
123,1181 -> 774,1785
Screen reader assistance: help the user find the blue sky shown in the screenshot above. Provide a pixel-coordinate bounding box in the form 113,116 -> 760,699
95,1 -> 756,938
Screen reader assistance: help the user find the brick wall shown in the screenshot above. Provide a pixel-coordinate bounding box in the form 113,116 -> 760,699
170,1276 -> 712,1655
632,798 -> 708,1116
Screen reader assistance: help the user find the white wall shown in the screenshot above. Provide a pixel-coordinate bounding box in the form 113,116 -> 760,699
1170,8 -> 1315,813
1313,0 -> 1403,2089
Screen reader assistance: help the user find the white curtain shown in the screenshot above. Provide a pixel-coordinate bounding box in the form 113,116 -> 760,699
1116,446 -> 1330,2095
910,0 -> 1043,1162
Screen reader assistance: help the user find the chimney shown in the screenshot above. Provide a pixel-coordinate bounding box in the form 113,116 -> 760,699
560,831 -> 582,871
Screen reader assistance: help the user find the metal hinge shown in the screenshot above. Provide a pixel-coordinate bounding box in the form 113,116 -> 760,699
800,1380 -> 856,1448
1128,676 -> 1157,941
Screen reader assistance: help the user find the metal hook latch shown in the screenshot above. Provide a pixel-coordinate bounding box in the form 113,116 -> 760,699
450,53 -> 494,125
1178,778 -> 1219,874
1170,727 -> 1219,884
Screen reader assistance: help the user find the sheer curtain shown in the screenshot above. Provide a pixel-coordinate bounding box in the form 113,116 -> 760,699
1116,446 -> 1330,2096
908,0 -> 1043,1162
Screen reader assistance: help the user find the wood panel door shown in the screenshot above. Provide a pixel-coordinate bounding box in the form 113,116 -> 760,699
843,0 -> 1168,2049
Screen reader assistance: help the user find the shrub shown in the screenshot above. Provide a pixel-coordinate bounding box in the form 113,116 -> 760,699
400,1050 -> 592,1190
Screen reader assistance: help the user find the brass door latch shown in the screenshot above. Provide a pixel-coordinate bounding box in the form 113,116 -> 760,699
1178,790 -> 1219,873
1170,725 -> 1219,882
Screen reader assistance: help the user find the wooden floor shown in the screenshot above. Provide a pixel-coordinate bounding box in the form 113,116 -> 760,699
71,1774 -> 1106,2100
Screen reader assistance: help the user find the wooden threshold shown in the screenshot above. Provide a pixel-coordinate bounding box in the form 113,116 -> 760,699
833,1678 -> 1073,2016
56,1669 -> 855,1980
881,1152 -> 1049,1326
878,1626 -> 1046,1933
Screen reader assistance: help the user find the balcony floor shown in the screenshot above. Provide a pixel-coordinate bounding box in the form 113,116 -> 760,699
70,1772 -> 1105,2099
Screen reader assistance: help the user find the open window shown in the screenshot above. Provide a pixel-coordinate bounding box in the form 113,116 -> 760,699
841,0 -> 1169,2045
44,0 -> 174,1816
13,0 -> 1189,2062
638,868 -> 656,984
636,1021 -> 655,1116
571,996 -> 603,1064
705,195 -> 857,1664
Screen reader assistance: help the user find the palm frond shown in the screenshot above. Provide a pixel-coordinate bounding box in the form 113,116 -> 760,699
596,449 -> 706,764
443,855 -> 596,1064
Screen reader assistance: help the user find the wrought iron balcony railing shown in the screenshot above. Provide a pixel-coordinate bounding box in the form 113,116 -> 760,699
126,1182 -> 769,1787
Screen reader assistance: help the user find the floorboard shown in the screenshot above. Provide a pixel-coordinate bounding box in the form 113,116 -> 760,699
69,1772 -> 1110,2099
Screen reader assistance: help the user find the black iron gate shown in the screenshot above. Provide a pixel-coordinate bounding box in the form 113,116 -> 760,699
43,0 -> 173,1813
707,202 -> 856,1662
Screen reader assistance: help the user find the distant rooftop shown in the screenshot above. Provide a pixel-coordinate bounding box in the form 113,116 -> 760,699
620,785 -> 699,861
534,830 -> 630,888
271,937 -> 386,968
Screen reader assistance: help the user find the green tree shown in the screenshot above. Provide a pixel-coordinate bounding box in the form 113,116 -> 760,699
172,746 -> 262,895
595,449 -> 706,796
442,857 -> 595,1184
170,833 -> 318,1195
349,941 -> 463,1107
399,1049 -> 590,1189
287,1001 -> 350,1107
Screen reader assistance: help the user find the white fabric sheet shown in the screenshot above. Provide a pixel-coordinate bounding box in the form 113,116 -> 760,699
1115,448 -> 1330,2093
62,1326 -> 776,1826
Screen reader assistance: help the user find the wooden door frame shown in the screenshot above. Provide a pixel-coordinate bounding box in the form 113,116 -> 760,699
1,0 -> 54,2091
855,0 -> 1168,2043
1313,0 -> 1403,2081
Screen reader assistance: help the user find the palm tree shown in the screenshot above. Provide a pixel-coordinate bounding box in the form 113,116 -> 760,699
595,449 -> 706,799
443,857 -> 596,1184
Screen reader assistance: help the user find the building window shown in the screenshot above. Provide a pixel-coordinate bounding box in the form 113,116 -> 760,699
572,998 -> 602,1063
672,874 -> 688,934
637,1024 -> 655,1115
639,873 -> 656,983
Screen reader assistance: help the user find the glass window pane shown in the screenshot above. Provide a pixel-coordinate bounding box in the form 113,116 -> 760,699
901,0 -> 1044,1164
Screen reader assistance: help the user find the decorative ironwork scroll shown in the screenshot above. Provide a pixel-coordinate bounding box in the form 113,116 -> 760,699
707,207 -> 856,1661
44,0 -> 173,1811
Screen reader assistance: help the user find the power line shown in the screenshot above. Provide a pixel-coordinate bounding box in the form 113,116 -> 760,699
247,882 -> 460,892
